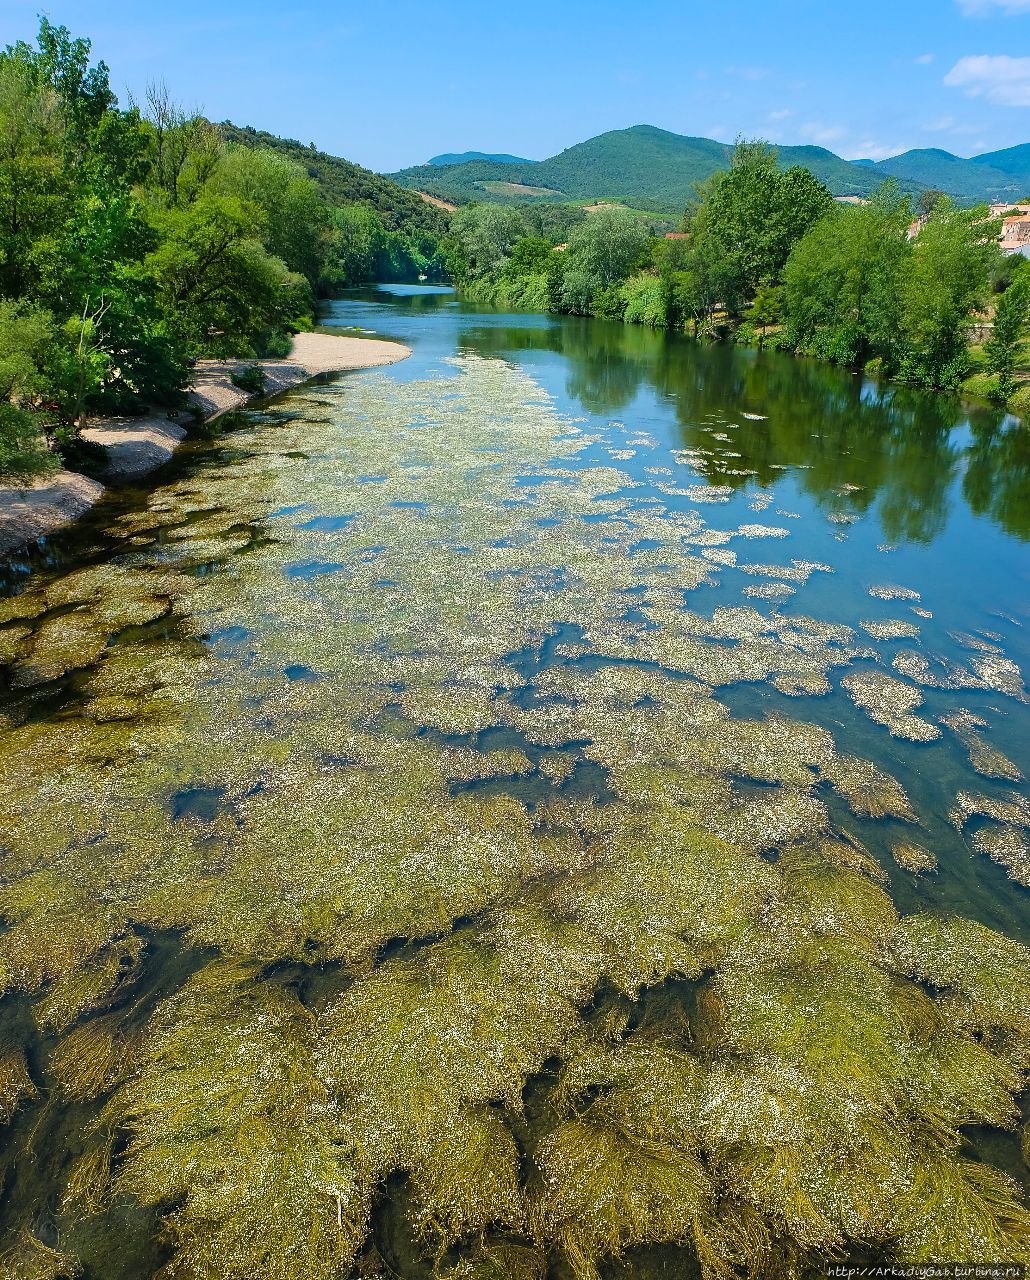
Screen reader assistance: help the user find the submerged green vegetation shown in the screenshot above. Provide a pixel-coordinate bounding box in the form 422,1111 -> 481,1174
0,354 -> 1027,1277
0,21 -> 445,479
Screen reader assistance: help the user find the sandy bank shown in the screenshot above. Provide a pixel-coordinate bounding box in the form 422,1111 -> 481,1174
0,331 -> 410,561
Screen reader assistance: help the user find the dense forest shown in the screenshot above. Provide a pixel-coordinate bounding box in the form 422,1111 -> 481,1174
443,142 -> 1029,414
392,123 -> 1030,211
0,20 -> 445,480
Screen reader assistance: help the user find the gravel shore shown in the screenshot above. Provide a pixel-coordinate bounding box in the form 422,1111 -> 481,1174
0,332 -> 410,560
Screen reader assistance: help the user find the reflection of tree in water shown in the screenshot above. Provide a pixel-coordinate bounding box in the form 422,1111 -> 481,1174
963,412 -> 1030,541
462,314 -> 1026,545
463,315 -> 649,417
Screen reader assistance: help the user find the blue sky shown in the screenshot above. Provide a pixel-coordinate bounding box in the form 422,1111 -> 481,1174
5,0 -> 1030,170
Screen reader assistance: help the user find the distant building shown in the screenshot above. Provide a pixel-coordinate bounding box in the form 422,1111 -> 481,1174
989,202 -> 1030,219
1000,214 -> 1030,255
834,195 -> 869,205
664,232 -> 688,240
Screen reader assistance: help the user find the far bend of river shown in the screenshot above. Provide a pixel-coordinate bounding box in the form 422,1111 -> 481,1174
0,284 -> 1028,1278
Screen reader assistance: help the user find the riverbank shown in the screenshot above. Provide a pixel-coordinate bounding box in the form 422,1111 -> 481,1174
0,331 -> 410,561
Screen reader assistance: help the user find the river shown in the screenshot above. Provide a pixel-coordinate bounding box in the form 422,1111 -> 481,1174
0,285 -> 1027,1279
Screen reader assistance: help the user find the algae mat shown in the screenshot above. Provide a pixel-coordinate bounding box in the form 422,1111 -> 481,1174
0,321 -> 1028,1280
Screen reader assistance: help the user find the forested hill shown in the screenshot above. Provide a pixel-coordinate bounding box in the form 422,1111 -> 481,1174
390,126 -> 906,211
217,122 -> 448,238
390,123 -> 1030,211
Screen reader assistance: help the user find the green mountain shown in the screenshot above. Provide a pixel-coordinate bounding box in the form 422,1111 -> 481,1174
971,142 -> 1030,181
428,151 -> 532,166
390,125 -> 909,211
216,122 -> 448,238
871,148 -> 1027,201
389,124 -> 1030,212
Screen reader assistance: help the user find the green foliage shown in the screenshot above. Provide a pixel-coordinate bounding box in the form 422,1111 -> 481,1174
985,270 -> 1029,401
782,184 -> 912,368
446,204 -> 527,284
146,195 -> 310,357
217,121 -> 447,240
898,201 -> 1003,388
208,145 -> 329,287
230,364 -> 265,395
620,272 -> 668,327
0,299 -> 57,477
687,141 -> 833,316
0,403 -> 54,479
555,207 -> 650,315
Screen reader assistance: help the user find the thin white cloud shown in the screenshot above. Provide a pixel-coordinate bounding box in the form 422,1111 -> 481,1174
958,0 -> 1030,13
848,141 -> 907,160
915,53 -> 936,65
799,122 -> 847,146
768,109 -> 792,121
944,54 -> 1030,105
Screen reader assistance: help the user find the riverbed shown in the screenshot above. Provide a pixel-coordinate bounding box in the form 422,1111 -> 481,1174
0,285 -> 1027,1279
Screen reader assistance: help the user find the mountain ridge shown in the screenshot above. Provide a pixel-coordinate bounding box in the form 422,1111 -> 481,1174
389,124 -> 1030,211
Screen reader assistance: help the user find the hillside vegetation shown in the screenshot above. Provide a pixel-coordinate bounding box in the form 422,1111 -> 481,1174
0,21 -> 447,481
393,123 -> 1030,211
872,147 -> 1029,201
218,122 -> 448,239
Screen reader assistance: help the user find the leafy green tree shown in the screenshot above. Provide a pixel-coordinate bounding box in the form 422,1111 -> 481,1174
899,202 -> 1003,388
782,183 -> 912,368
147,195 -> 309,357
750,281 -> 781,346
0,58 -> 67,298
445,204 -> 526,284
142,82 -> 220,208
0,299 -> 58,477
984,270 -> 1029,403
687,141 -> 833,314
556,207 -> 648,315
208,146 -> 328,288
324,205 -> 387,289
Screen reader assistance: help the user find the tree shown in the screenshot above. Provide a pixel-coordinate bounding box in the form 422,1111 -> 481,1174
325,205 -> 387,289
0,299 -> 58,477
781,183 -> 912,368
0,58 -> 67,298
445,205 -> 526,283
207,145 -> 328,288
147,195 -> 310,357
750,281 -> 781,346
899,201 -> 1003,388
985,270 -> 1029,402
142,81 -> 220,208
686,140 -> 833,314
556,207 -> 648,315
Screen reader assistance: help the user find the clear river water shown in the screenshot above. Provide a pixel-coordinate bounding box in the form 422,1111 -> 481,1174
0,285 -> 1027,1279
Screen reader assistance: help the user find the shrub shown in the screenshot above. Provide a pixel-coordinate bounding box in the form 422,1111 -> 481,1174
621,272 -> 668,328
230,364 -> 266,395
255,330 -> 292,359
0,403 -> 57,480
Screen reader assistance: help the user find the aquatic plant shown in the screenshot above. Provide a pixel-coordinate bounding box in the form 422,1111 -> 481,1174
841,670 -> 940,741
0,355 -> 1027,1277
892,841 -> 938,874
